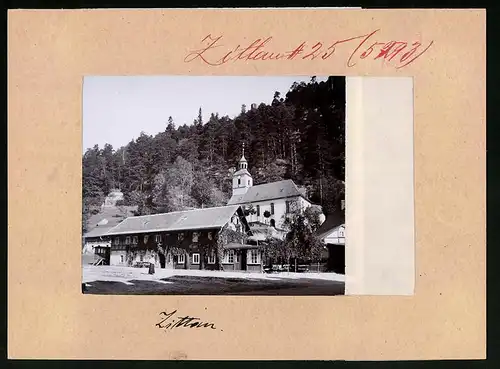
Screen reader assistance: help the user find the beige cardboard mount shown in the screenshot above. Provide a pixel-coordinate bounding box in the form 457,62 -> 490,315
8,9 -> 485,360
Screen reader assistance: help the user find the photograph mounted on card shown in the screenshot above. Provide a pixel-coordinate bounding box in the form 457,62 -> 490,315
82,75 -> 347,296
81,74 -> 414,297
8,9 -> 485,360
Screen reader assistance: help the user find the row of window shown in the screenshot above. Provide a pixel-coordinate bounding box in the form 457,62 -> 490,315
173,253 -> 209,264
237,178 -> 251,186
223,249 -> 259,264
116,250 -> 260,265
254,203 -> 275,217
252,201 -> 295,217
113,231 -> 212,246
94,246 -> 108,254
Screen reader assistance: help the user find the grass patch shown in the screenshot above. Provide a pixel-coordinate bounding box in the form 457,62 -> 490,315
84,275 -> 345,296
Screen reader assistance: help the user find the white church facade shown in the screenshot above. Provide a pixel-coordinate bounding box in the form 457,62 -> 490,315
226,145 -> 324,230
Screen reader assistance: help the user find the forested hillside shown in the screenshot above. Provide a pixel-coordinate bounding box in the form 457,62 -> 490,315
82,76 -> 346,233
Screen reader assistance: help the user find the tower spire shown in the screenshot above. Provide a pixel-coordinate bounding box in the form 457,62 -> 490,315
238,141 -> 248,170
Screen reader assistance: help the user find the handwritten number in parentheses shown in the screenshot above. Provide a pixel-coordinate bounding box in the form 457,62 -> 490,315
396,41 -> 434,69
383,42 -> 408,62
346,29 -> 381,67
399,41 -> 422,63
362,42 -> 384,59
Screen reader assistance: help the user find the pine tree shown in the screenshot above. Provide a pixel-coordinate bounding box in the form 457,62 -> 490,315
83,76 -> 346,220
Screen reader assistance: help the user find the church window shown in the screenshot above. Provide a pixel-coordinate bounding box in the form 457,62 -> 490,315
256,205 -> 260,216
247,180 -> 250,186
238,178 -> 241,185
270,203 -> 275,215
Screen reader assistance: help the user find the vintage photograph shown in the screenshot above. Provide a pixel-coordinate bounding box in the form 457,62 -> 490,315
82,76 -> 346,295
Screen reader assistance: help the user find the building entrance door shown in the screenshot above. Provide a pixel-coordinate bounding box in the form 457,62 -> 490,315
240,249 -> 247,271
159,252 -> 166,268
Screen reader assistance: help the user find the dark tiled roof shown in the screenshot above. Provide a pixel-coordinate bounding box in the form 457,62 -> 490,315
83,227 -> 114,238
87,205 -> 138,230
316,210 -> 345,240
105,205 -> 244,236
227,179 -> 306,205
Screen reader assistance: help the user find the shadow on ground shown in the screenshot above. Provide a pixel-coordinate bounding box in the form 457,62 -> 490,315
83,275 -> 345,296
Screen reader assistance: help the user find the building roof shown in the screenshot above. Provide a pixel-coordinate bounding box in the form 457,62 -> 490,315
87,205 -> 138,230
316,210 -> 345,240
227,179 -> 307,205
104,205 -> 246,236
233,168 -> 251,177
224,242 -> 260,250
83,226 -> 114,238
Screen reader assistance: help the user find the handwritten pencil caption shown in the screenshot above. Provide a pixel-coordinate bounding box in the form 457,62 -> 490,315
184,30 -> 434,70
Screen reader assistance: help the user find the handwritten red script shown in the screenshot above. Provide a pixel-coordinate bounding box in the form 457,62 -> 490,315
184,30 -> 434,70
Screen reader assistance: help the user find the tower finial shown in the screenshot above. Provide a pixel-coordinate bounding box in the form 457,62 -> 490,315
242,142 -> 245,157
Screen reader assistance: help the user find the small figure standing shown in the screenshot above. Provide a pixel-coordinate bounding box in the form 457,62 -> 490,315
148,252 -> 155,275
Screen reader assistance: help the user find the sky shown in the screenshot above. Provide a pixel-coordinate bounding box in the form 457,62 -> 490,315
82,75 -> 328,152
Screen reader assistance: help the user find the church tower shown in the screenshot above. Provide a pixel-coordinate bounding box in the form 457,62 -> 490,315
232,143 -> 253,197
